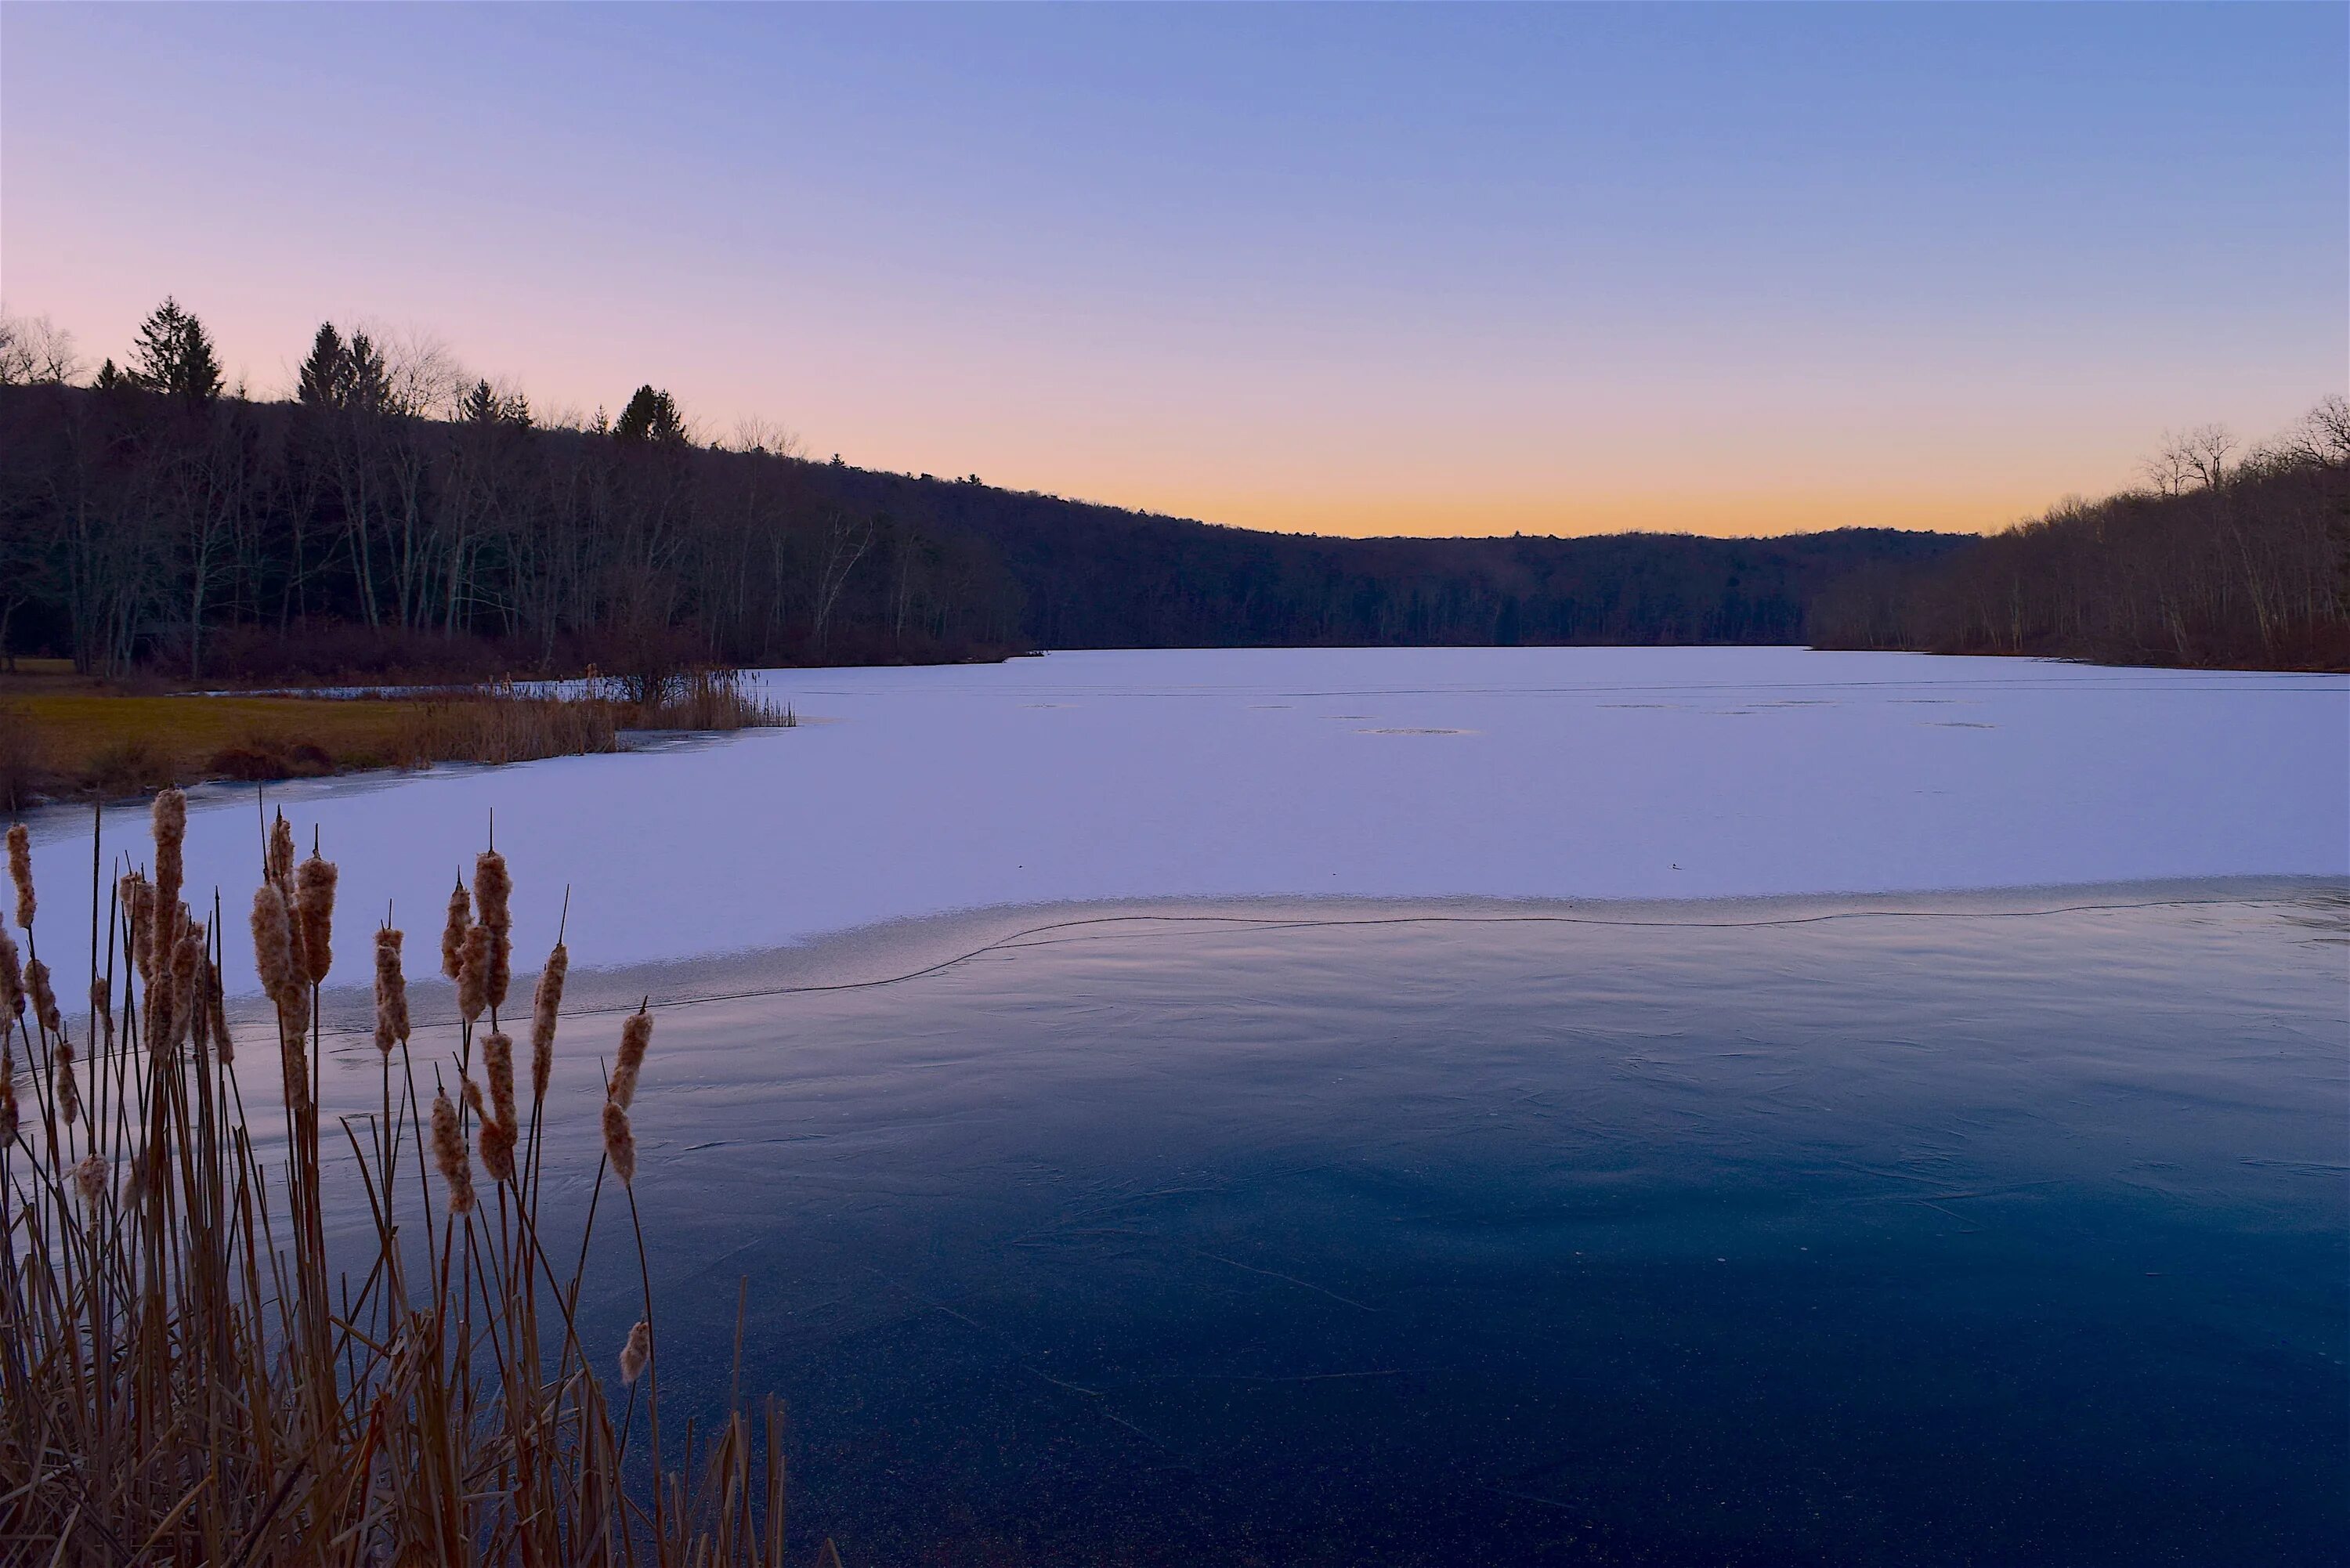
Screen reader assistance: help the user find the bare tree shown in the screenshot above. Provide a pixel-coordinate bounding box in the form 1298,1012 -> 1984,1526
0,310 -> 82,385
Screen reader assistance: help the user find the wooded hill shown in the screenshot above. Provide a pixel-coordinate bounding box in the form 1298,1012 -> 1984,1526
0,371 -> 1965,681
1811,400 -> 2350,670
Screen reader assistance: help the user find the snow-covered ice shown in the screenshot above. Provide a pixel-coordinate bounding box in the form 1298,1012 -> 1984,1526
16,647 -> 2346,988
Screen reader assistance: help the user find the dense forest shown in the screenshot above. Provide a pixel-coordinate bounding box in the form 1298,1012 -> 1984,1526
2,302 -> 2337,677
1811,400 -> 2350,669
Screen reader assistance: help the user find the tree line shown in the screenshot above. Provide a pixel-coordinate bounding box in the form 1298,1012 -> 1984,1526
0,301 -> 1025,679
1810,399 -> 2350,669
13,298 -> 2327,677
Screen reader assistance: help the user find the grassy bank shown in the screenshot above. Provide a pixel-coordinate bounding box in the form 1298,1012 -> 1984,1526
0,666 -> 792,809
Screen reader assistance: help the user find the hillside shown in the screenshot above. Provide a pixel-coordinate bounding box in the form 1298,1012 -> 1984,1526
0,381 -> 1967,679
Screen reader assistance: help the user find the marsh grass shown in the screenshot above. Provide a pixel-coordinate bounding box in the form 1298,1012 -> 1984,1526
0,790 -> 811,1564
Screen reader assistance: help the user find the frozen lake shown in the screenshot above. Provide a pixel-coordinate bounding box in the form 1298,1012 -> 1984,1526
19,646 -> 2342,1562
16,647 -> 2346,988
295,887 -> 2348,1565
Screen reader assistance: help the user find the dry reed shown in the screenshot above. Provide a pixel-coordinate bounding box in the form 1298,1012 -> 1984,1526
1,797 -> 803,1565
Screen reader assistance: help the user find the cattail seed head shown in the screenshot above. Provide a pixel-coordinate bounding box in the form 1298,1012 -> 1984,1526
73,1153 -> 107,1205
373,927 -> 410,1054
266,811 -> 296,887
473,850 -> 512,936
204,961 -> 232,1064
432,1087 -> 475,1214
0,927 -> 23,1022
483,1031 -> 516,1133
457,924 -> 490,1024
441,880 -> 470,981
462,1074 -> 487,1125
151,789 -> 186,942
169,922 -> 204,1047
5,822 -> 32,930
619,1320 -> 651,1384
481,1118 -> 517,1183
602,1100 -> 636,1185
120,873 -> 155,985
0,1060 -> 16,1143
610,1009 -> 653,1110
295,854 -> 337,985
54,1035 -> 78,1125
251,882 -> 298,1005
24,958 -> 59,1036
89,975 -> 110,1022
277,998 -> 309,1111
530,943 -> 567,1100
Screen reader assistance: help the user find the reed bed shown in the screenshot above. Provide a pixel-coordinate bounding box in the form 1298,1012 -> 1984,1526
0,793 -> 819,1564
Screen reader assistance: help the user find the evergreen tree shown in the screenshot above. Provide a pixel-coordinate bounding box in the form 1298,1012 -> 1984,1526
614,384 -> 685,445
128,296 -> 223,407
346,332 -> 389,410
297,322 -> 352,406
93,358 -> 125,392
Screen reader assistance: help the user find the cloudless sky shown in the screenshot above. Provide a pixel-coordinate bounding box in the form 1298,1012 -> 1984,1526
3,2 -> 2342,537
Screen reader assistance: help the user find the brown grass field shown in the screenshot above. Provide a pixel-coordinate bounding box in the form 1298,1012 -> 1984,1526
0,666 -> 787,807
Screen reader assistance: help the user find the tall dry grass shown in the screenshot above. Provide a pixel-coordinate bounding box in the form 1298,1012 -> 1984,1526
0,794 -> 819,1565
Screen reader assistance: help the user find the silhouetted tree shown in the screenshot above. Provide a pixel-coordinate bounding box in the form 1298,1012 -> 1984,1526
128,297 -> 223,407
614,385 -> 686,446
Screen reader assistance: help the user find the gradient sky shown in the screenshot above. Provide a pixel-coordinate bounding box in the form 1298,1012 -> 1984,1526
3,3 -> 2343,538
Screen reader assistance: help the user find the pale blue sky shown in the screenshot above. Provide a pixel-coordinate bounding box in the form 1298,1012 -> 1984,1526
5,2 -> 2342,535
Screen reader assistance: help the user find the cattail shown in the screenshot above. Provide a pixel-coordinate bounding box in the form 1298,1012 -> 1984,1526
278,1001 -> 309,1112
475,849 -> 513,1011
441,880 -> 470,981
619,1319 -> 651,1384
530,943 -> 567,1101
481,1118 -> 517,1183
457,924 -> 490,1024
462,1074 -> 488,1125
251,883 -> 298,1005
204,961 -> 232,1064
610,1008 -> 653,1110
373,928 -> 410,1055
151,788 -> 186,940
169,922 -> 204,1046
601,1100 -> 636,1185
483,1031 -> 516,1133
89,974 -> 110,1024
121,873 -> 156,985
0,927 -> 23,1022
24,958 -> 59,1036
73,1153 -> 107,1205
0,1055 -> 16,1143
5,822 -> 32,930
295,854 -> 337,985
432,1087 -> 475,1214
266,811 -> 296,887
53,1035 -> 77,1125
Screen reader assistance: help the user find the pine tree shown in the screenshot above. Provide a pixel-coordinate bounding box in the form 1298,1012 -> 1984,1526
297,322 -> 352,406
614,385 -> 686,446
346,333 -> 389,410
128,297 -> 224,407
